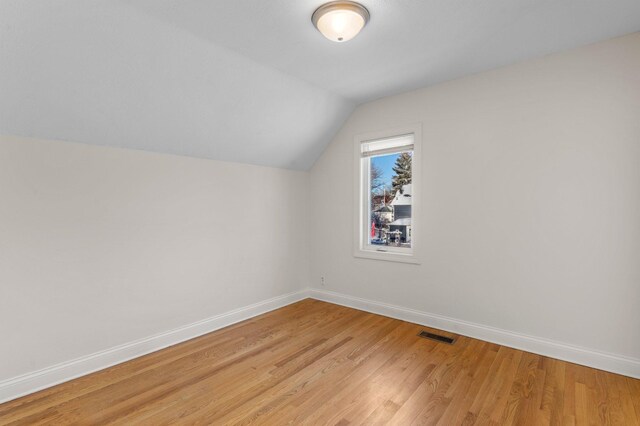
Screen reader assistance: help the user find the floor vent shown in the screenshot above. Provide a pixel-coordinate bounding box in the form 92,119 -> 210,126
418,330 -> 455,344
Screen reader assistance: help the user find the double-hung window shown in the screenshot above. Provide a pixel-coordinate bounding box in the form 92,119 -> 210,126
354,125 -> 421,263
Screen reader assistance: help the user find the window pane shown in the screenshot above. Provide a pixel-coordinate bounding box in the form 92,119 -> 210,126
369,150 -> 412,248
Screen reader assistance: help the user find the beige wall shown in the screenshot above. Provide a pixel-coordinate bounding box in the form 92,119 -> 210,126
310,33 -> 640,360
0,135 -> 309,381
1,32 -> 639,390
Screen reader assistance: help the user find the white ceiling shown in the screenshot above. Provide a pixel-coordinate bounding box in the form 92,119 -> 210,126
2,1 -> 639,169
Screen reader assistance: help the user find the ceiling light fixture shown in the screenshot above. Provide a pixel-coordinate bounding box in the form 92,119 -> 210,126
312,1 -> 370,43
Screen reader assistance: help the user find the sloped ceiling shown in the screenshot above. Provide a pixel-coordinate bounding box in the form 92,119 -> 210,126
1,1 -> 639,170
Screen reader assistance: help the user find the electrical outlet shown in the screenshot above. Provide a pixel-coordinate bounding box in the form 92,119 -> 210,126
320,276 -> 325,287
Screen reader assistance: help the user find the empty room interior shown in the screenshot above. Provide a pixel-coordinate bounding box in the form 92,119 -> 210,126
1,1 -> 640,424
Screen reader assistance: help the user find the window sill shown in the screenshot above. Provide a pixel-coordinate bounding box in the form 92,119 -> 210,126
353,249 -> 421,265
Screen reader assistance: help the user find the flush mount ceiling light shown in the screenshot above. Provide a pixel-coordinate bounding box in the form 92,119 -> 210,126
312,1 -> 370,43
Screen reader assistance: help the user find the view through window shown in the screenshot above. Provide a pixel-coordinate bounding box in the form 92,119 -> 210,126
361,135 -> 413,252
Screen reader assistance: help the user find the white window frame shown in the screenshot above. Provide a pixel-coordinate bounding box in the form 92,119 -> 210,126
353,124 -> 422,264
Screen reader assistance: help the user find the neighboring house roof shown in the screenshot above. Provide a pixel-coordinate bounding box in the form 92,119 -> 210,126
375,205 -> 393,213
391,184 -> 412,206
389,218 -> 412,226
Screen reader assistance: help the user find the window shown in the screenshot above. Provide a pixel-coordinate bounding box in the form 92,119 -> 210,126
354,125 -> 421,263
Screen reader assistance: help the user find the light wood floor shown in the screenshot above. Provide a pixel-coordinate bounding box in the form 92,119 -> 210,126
1,300 -> 639,425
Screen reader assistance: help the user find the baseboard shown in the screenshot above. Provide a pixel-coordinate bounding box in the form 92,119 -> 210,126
0,289 -> 309,404
307,288 -> 640,379
3,287 -> 637,405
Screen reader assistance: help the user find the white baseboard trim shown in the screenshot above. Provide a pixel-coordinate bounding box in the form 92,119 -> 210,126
0,289 -> 309,404
3,287 -> 637,405
308,288 -> 640,379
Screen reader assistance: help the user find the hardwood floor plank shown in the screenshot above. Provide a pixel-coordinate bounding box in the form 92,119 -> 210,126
499,352 -> 547,425
605,372 -> 639,426
0,299 -> 637,425
409,338 -> 487,425
288,322 -> 422,425
627,376 -> 640,423
111,305 -> 373,424
436,341 -> 499,425
0,300 -> 329,421
539,357 -> 566,426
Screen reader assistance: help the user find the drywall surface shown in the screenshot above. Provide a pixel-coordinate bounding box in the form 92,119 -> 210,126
0,135 -> 309,381
310,33 -> 640,361
0,1 -> 353,170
